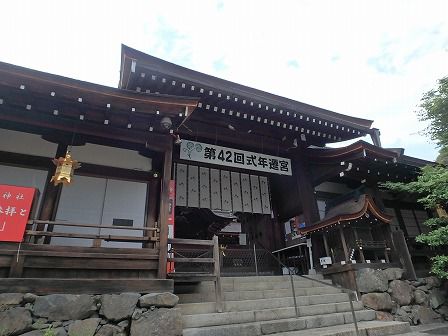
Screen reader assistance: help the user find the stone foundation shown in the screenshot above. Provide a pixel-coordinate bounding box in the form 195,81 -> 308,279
356,267 -> 448,325
0,292 -> 181,336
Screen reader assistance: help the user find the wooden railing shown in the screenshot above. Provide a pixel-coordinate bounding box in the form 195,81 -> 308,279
355,239 -> 390,263
355,240 -> 387,249
25,220 -> 159,247
167,236 -> 223,312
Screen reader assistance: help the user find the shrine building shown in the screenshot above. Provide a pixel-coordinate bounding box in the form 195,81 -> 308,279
0,45 -> 436,293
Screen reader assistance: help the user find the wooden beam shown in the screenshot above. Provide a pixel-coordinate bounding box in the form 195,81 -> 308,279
168,238 -> 215,246
0,106 -> 170,152
157,140 -> 173,279
180,120 -> 288,153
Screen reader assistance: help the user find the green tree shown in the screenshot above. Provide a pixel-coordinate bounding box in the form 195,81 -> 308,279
383,166 -> 448,278
418,76 -> 448,147
436,146 -> 448,165
384,76 -> 448,279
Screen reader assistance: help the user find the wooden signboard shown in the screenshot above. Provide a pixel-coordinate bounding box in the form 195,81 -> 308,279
0,185 -> 36,242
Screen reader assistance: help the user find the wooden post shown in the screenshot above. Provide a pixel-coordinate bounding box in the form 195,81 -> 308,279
384,247 -> 390,263
392,230 -> 417,280
145,178 -> 160,248
292,154 -> 320,270
339,226 -> 349,262
157,141 -> 173,279
39,143 -> 68,244
213,235 -> 223,313
323,233 -> 330,256
292,155 -> 320,226
353,228 -> 365,263
9,251 -> 25,278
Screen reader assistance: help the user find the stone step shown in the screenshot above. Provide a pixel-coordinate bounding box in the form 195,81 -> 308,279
183,310 -> 377,336
178,285 -> 341,303
178,293 -> 350,315
182,301 -> 365,328
220,275 -> 324,284
270,320 -> 411,336
176,279 -> 336,297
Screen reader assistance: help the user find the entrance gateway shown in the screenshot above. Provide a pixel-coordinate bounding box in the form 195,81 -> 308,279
173,140 -> 294,275
0,45 -> 431,294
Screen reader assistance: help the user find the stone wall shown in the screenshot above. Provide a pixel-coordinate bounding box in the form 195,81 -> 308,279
357,267 -> 448,325
0,292 -> 181,336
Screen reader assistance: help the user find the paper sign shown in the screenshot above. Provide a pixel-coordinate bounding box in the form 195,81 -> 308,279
0,185 -> 36,242
180,140 -> 292,176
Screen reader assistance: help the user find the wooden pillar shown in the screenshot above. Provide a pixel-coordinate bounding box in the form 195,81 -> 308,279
38,143 -> 68,243
323,233 -> 330,256
384,245 -> 390,263
213,235 -> 223,312
157,140 -> 173,279
392,230 -> 417,280
353,228 -> 365,263
144,178 -> 160,248
292,154 -> 320,270
339,226 -> 349,262
292,155 -> 320,226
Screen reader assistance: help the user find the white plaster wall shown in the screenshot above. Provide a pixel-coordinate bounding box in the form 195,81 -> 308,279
70,143 -> 152,171
0,129 -> 57,157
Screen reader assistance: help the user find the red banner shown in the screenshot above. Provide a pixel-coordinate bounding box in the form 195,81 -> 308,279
0,185 -> 36,242
168,180 -> 175,226
167,180 -> 175,273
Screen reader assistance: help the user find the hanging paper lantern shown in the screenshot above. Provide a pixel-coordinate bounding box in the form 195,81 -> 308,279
50,151 -> 81,186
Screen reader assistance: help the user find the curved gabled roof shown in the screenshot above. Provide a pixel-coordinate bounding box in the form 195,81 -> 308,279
299,194 -> 393,235
305,140 -> 399,162
120,45 -> 374,134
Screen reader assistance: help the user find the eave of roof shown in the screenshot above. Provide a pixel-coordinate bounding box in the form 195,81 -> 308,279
305,140 -> 399,162
0,60 -> 200,110
120,45 -> 374,132
299,194 -> 393,235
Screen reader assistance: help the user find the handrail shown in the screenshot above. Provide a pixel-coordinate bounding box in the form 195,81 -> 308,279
168,237 -> 215,246
167,236 -> 223,313
253,240 -> 360,336
25,219 -> 159,246
27,220 -> 159,232
356,239 -> 387,248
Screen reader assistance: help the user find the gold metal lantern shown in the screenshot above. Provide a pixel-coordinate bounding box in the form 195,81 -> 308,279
50,151 -> 81,186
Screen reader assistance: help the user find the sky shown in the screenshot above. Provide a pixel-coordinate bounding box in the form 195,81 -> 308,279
1,0 -> 447,161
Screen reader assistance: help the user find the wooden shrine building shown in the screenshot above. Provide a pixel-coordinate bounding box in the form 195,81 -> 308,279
0,45 -> 436,293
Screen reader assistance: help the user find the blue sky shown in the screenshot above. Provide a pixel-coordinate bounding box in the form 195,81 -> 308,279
1,0 -> 448,160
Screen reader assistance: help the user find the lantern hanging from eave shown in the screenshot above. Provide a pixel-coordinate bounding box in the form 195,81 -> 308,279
50,151 -> 81,186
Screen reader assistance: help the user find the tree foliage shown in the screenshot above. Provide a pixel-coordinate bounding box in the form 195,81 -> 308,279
418,76 -> 448,148
436,146 -> 448,165
383,166 -> 448,279
383,76 -> 448,279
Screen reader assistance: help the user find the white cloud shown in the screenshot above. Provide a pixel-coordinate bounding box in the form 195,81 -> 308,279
1,0 -> 447,160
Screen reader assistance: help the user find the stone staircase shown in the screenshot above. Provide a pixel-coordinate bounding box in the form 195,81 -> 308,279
175,275 -> 411,336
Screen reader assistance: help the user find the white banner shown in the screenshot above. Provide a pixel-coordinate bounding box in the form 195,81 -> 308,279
180,141 -> 292,176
